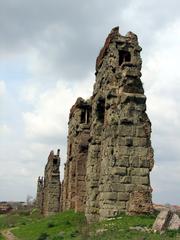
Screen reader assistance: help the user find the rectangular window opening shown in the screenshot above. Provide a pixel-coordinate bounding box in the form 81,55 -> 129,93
119,50 -> 131,66
80,110 -> 86,123
96,98 -> 105,123
53,159 -> 58,165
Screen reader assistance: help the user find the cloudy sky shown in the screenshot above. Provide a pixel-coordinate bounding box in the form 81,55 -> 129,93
0,0 -> 180,204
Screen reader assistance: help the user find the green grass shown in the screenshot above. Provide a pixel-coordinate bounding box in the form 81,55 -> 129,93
0,233 -> 5,240
1,211 -> 180,240
87,214 -> 180,240
0,210 -> 42,229
12,210 -> 86,240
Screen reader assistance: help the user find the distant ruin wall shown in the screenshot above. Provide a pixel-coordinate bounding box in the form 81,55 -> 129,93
62,98 -> 91,212
43,150 -> 61,216
36,150 -> 61,216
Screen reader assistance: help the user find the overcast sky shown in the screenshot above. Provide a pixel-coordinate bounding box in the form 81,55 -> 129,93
0,0 -> 180,205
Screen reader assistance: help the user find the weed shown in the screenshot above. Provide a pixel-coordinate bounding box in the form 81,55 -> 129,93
166,229 -> 179,238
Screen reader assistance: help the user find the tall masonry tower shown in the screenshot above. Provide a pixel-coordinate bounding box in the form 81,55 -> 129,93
85,27 -> 154,222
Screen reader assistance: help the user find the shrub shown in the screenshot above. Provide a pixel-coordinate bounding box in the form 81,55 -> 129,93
64,220 -> 71,226
18,210 -> 30,216
37,232 -> 49,240
47,222 -> 55,228
166,229 -> 179,238
52,236 -> 64,240
51,232 -> 65,240
70,230 -> 79,238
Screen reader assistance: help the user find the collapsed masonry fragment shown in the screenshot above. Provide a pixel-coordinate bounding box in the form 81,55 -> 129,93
152,210 -> 180,232
36,27 -> 154,222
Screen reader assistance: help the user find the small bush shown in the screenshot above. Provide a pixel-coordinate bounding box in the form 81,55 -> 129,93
64,220 -> 71,226
30,208 -> 42,218
166,229 -> 179,238
47,222 -> 55,228
18,210 -> 30,216
52,236 -> 64,240
31,208 -> 39,214
70,230 -> 79,238
37,232 -> 49,240
51,232 -> 65,240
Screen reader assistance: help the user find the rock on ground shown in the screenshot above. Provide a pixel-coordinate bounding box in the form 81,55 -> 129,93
152,209 -> 180,232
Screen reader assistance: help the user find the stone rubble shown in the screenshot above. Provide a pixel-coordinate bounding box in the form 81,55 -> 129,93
152,209 -> 180,232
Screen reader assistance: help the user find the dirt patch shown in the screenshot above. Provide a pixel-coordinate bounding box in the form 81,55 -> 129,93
1,229 -> 19,240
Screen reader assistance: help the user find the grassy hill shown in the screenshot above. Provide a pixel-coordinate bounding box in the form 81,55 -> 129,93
0,210 -> 180,239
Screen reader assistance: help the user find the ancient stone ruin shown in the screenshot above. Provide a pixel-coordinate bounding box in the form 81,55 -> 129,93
36,150 -> 61,216
61,98 -> 91,212
36,27 -> 154,222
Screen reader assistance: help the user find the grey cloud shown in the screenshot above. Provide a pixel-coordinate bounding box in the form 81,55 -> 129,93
1,0 -> 180,81
0,0 -> 129,54
0,0 -> 133,80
